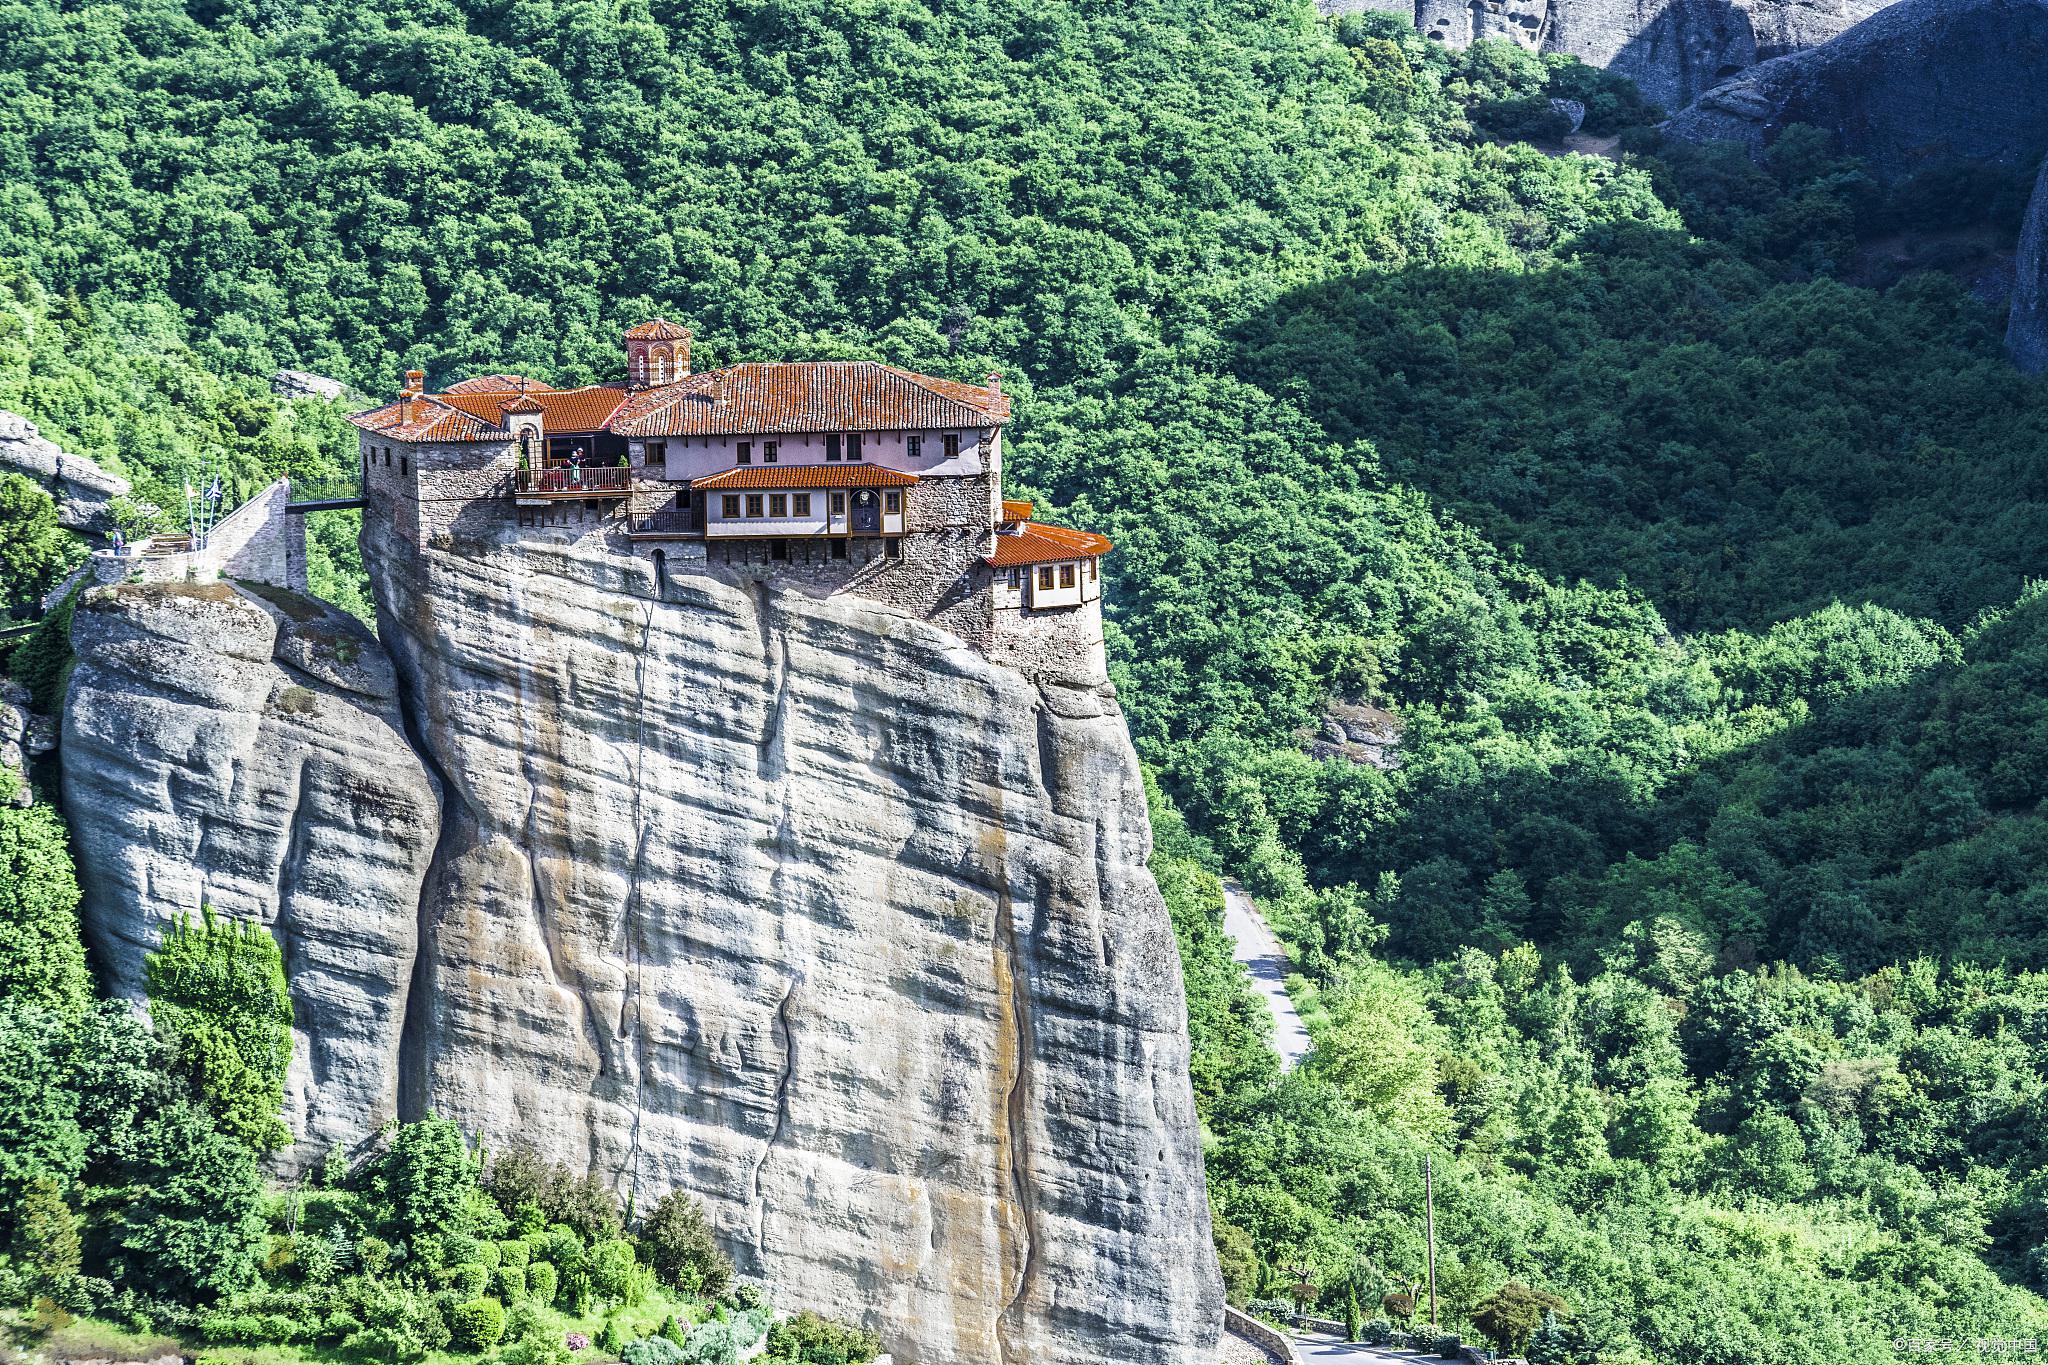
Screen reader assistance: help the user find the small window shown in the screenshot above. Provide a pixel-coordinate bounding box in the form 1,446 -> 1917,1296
885,537 -> 901,559
1060,563 -> 1076,588
792,493 -> 811,517
679,489 -> 693,508
648,440 -> 666,466
1038,566 -> 1055,590
745,494 -> 764,518
943,433 -> 959,460
884,491 -> 901,515
769,493 -> 787,518
383,448 -> 391,467
771,538 -> 788,561
907,434 -> 922,460
831,539 -> 848,560
1090,558 -> 1098,581
826,434 -> 841,461
831,492 -> 846,515
722,495 -> 741,518
400,455 -> 409,475
764,441 -> 778,464
1007,567 -> 1022,589
738,442 -> 752,465
847,433 -> 863,461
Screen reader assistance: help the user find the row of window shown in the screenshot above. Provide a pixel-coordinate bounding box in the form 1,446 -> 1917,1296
647,434 -> 964,466
718,491 -> 904,519
370,445 -> 409,475
1004,561 -> 1096,591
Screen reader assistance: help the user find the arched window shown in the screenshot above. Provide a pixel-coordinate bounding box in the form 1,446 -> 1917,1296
630,347 -> 646,386
519,429 -> 535,467
651,548 -> 668,594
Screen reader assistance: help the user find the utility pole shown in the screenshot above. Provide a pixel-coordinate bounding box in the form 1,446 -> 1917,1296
1424,1152 -> 1438,1330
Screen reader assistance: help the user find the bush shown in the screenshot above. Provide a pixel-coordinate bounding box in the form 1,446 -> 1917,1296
566,1332 -> 590,1352
1360,1319 -> 1394,1346
441,1232 -> 482,1267
639,1191 -> 732,1299
499,1240 -> 533,1270
597,1316 -> 627,1354
496,1264 -> 529,1304
450,1298 -> 506,1352
485,1146 -> 623,1244
762,1310 -> 884,1363
589,1239 -> 640,1306
526,1261 -> 559,1307
1432,1332 -> 1462,1357
621,1339 -> 686,1365
445,1262 -> 490,1299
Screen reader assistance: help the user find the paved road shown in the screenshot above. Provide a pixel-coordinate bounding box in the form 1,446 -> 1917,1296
1293,1336 -> 1434,1362
1221,880 -> 1312,1069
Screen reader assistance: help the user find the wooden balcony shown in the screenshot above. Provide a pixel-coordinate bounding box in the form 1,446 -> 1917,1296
515,465 -> 631,499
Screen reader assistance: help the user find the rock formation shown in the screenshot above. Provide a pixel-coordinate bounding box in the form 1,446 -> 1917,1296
1662,0 -> 2048,180
1328,0 -> 1892,111
61,501 -> 1221,1360
362,519 -> 1220,1364
61,580 -> 438,1159
272,368 -> 348,402
0,410 -> 129,531
2010,160 -> 2048,374
0,680 -> 52,806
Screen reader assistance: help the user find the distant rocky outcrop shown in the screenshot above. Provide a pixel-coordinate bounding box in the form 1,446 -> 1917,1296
271,368 -> 348,402
0,411 -> 129,531
1328,0 -> 1891,111
62,580 -> 438,1160
2010,161 -> 2048,373
1663,0 -> 2048,180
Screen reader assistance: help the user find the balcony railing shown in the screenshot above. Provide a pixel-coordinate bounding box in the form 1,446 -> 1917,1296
627,511 -> 702,537
516,464 -> 631,496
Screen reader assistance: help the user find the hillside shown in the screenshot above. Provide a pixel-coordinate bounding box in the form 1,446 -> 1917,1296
3,0 -> 2048,1360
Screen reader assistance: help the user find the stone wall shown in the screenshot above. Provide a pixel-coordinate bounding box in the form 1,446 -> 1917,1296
990,598 -> 1108,686
86,479 -> 307,594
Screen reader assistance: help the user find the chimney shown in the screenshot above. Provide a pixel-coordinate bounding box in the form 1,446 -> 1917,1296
986,371 -> 1001,394
400,370 -> 423,424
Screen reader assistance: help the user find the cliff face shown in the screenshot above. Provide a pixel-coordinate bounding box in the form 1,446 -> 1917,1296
61,581 -> 438,1158
2010,161 -> 2048,374
1662,0 -> 2048,179
361,520 -> 1220,1363
1327,0 -> 1890,111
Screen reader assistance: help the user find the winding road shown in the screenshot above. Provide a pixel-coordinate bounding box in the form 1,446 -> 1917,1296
1221,880 -> 1312,1069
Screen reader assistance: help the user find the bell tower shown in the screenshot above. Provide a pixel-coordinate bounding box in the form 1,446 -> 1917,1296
624,320 -> 694,390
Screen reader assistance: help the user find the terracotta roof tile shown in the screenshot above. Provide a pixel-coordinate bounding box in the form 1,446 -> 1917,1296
613,362 -> 1008,438
987,521 -> 1113,567
1001,499 -> 1034,522
690,465 -> 920,491
624,319 -> 693,340
442,373 -> 555,395
441,385 -> 626,433
348,397 -> 508,443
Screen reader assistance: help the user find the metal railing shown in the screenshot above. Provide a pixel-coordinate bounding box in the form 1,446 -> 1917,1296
516,465 -> 631,494
627,511 -> 701,536
288,471 -> 365,506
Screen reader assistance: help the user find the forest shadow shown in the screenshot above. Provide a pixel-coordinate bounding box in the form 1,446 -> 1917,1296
1227,224 -> 2048,639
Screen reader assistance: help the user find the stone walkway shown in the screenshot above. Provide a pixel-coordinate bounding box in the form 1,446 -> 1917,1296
1221,881 -> 1312,1069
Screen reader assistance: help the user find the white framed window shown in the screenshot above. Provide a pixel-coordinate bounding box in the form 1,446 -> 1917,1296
793,493 -> 811,517
769,494 -> 787,517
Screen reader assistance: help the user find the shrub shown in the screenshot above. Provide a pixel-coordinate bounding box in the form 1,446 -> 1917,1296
1472,1281 -> 1567,1356
1360,1319 -> 1394,1346
475,1240 -> 503,1271
566,1332 -> 591,1352
446,1262 -> 490,1299
496,1264 -> 529,1304
144,908 -> 294,1153
589,1239 -> 640,1306
486,1146 -> 623,1244
385,1117 -> 477,1249
621,1339 -> 686,1365
449,1297 -> 506,1352
597,1316 -> 627,1354
441,1232 -> 482,1267
639,1191 -> 732,1299
358,1235 -> 394,1277
526,1261 -> 558,1306
762,1309 -> 884,1363
499,1239 -> 533,1270
1432,1332 -> 1462,1357
659,1314 -> 688,1345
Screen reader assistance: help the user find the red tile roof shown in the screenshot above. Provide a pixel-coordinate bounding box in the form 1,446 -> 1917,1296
987,521 -> 1113,567
690,465 -> 920,491
440,385 -> 627,433
613,362 -> 1008,438
1001,499 -> 1034,522
442,374 -> 554,395
625,319 -> 693,340
348,396 -> 509,443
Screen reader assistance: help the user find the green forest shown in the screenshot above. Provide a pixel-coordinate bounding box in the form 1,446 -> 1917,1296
2,0 -> 2047,1358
